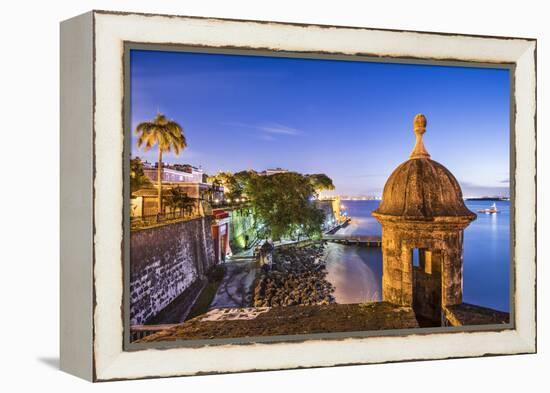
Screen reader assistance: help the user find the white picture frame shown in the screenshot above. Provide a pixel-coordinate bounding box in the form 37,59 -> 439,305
60,10 -> 536,381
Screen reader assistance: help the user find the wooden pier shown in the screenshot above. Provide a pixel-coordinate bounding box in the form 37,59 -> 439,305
323,234 -> 382,247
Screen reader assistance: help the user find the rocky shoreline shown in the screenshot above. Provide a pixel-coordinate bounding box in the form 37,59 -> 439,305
253,242 -> 335,307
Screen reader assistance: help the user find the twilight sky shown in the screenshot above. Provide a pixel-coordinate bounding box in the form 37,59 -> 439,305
130,49 -> 510,198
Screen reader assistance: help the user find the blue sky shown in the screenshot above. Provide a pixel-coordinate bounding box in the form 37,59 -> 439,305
130,49 -> 510,197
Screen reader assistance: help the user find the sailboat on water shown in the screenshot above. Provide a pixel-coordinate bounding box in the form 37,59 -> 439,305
477,202 -> 499,214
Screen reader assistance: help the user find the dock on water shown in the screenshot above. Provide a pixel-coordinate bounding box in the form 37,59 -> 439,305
325,217 -> 352,235
323,234 -> 382,247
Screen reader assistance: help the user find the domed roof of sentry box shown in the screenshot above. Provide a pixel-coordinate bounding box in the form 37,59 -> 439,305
373,114 -> 476,221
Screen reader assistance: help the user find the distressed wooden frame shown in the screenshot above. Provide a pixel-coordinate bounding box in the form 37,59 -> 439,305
60,10 -> 536,382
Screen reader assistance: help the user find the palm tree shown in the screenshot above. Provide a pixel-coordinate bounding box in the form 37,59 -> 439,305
135,113 -> 186,213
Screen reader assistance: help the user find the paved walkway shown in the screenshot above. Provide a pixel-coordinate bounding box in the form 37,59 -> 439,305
200,307 -> 270,322
208,238 -> 317,310
209,260 -> 257,309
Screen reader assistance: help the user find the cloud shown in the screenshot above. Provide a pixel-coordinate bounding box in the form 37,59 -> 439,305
500,178 -> 510,183
258,124 -> 301,136
222,121 -> 302,139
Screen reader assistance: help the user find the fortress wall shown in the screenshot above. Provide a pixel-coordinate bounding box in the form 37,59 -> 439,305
129,216 -> 215,325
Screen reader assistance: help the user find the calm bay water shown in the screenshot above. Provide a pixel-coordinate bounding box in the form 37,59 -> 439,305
324,200 -> 510,312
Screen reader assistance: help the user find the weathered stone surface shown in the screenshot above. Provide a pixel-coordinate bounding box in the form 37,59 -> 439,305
413,266 -> 441,322
137,302 -> 419,342
130,216 -> 216,325
315,198 -> 341,230
144,279 -> 205,325
443,303 -> 510,326
372,114 -> 476,323
375,113 -> 475,221
374,158 -> 476,220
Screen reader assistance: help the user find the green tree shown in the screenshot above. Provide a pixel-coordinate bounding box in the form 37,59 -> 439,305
229,170 -> 257,201
130,157 -> 154,193
135,113 -> 186,213
306,173 -> 336,194
208,170 -> 257,202
207,172 -> 235,193
247,172 -> 325,240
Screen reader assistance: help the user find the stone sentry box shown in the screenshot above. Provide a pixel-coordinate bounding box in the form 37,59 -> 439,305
373,114 -> 477,325
60,10 -> 536,382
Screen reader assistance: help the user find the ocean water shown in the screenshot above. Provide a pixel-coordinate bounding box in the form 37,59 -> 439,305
324,200 -> 510,312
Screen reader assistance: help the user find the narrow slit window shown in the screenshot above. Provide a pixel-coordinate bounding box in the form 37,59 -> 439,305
412,248 -> 420,267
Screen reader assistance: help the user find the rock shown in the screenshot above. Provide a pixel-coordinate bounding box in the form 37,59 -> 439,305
252,242 -> 335,307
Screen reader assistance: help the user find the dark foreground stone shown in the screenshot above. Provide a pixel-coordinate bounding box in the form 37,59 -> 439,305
444,303 -> 510,326
137,302 -> 418,342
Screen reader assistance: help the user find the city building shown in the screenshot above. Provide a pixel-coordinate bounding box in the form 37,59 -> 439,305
130,160 -> 224,217
143,162 -> 205,183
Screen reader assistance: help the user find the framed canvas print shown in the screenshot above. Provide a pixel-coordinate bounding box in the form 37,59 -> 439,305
60,10 -> 537,381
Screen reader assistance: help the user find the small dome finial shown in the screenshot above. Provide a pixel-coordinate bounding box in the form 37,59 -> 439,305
410,113 -> 430,159
414,113 -> 427,131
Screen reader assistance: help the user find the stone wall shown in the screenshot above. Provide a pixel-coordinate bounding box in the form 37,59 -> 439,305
130,216 -> 215,325
378,221 -> 466,308
315,199 -> 340,230
443,303 -> 509,326
229,208 -> 257,252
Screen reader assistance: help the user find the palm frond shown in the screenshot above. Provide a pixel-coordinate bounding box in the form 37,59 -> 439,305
134,113 -> 186,156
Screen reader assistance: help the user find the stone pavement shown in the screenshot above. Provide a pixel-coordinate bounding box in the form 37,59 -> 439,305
138,302 -> 419,342
209,260 -> 257,309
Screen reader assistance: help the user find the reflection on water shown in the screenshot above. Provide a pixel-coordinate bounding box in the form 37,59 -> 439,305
463,201 -> 510,312
324,243 -> 382,303
323,200 -> 510,312
337,201 -> 382,236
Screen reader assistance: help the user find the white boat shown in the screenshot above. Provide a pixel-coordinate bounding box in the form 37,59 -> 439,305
477,203 -> 498,214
